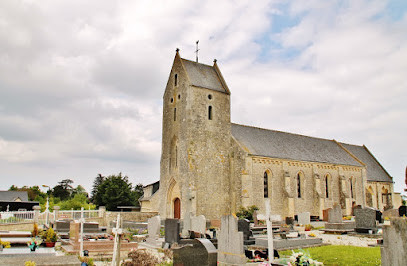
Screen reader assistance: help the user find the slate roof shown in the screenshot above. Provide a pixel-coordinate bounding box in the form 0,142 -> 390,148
231,124 -> 362,167
181,59 -> 228,93
0,191 -> 29,202
340,143 -> 393,182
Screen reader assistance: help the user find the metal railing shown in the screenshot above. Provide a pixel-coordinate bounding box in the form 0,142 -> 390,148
0,210 -> 34,224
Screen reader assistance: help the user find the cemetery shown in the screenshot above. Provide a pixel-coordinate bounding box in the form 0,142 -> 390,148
1,202 -> 407,265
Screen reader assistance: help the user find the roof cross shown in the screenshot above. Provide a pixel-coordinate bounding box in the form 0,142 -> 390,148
195,40 -> 200,62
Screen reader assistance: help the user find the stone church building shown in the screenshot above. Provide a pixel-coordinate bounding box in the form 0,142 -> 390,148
140,50 -> 399,220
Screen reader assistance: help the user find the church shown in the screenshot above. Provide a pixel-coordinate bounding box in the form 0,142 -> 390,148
140,50 -> 400,220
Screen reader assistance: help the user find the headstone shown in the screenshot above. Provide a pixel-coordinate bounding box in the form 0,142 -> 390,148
399,206 -> 407,217
355,207 -> 377,232
297,212 -> 310,225
381,217 -> 407,266
270,215 -> 282,223
182,212 -> 192,236
173,239 -> 217,266
237,219 -> 251,240
165,219 -> 180,245
218,215 -> 246,265
376,210 -> 383,223
191,215 -> 206,235
253,210 -> 259,226
55,220 -> 71,232
328,204 -> 343,223
69,221 -> 80,243
322,208 -> 331,221
147,215 -> 161,240
382,209 -> 399,218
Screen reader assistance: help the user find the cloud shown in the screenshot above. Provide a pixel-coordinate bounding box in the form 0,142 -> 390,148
0,0 -> 405,195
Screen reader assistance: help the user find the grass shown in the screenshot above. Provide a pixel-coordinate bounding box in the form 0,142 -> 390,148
279,245 -> 381,265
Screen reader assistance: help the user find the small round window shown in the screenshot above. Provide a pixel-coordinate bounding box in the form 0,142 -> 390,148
208,94 -> 212,100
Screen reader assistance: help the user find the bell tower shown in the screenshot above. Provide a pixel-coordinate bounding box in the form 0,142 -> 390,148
159,49 -> 232,219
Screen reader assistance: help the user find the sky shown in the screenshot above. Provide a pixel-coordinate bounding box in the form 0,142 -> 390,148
0,0 -> 406,196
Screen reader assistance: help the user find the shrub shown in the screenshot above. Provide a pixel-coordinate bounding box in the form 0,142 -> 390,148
32,223 -> 39,237
236,205 -> 259,221
0,238 -> 11,248
79,256 -> 94,266
43,228 -> 57,243
25,261 -> 36,266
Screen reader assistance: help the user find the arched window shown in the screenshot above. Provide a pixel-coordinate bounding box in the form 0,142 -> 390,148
208,106 -> 212,120
174,74 -> 178,86
174,108 -> 176,121
325,175 -> 329,198
350,177 -> 354,199
264,171 -> 269,198
297,173 -> 302,198
175,146 -> 178,167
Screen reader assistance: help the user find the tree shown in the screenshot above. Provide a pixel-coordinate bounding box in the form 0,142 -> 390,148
52,179 -> 74,201
8,185 -> 47,201
133,183 -> 144,207
93,173 -> 136,211
91,174 -> 105,202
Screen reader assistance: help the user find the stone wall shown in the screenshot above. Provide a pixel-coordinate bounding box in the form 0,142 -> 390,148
104,212 -> 158,227
0,222 -> 33,231
381,217 -> 407,266
365,181 -> 394,211
238,154 -> 364,218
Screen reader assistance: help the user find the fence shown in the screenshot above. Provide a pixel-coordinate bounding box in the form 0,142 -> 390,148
0,209 -> 100,225
57,210 -> 100,220
0,210 -> 34,224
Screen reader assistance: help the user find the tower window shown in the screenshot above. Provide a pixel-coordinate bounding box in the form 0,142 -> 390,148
264,171 -> 269,198
175,74 -> 178,86
297,173 -> 301,198
208,94 -> 212,100
208,106 -> 212,120
171,98 -> 174,103
175,146 -> 178,167
178,94 -> 181,99
174,108 -> 176,121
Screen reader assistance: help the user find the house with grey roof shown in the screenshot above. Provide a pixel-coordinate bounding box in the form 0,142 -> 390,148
141,50 -> 399,220
0,191 -> 39,211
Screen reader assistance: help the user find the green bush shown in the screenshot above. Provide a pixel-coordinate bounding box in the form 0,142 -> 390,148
236,205 -> 259,221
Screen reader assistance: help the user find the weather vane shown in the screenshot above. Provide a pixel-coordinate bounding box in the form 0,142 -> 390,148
195,40 -> 200,63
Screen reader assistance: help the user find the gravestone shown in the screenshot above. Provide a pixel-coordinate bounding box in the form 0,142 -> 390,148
55,220 -> 71,232
173,239 -> 217,266
84,222 -> 99,233
191,215 -> 206,235
147,215 -> 161,241
165,219 -> 180,245
399,206 -> 407,217
270,214 -> 282,223
218,215 -> 246,265
381,217 -> 407,266
323,208 -> 332,221
237,219 -> 250,240
253,210 -> 259,226
382,209 -> 399,218
376,210 -> 383,223
355,207 -> 377,233
328,204 -> 343,223
69,221 -> 80,243
297,212 -> 310,225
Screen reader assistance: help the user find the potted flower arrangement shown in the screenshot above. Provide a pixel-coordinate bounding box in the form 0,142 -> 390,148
27,237 -> 42,251
43,228 -> 57,247
288,250 -> 323,265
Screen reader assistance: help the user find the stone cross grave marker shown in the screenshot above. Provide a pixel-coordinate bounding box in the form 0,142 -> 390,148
298,212 -> 310,225
328,204 -> 343,223
112,213 -> 124,266
265,198 -> 274,263
218,215 -> 246,265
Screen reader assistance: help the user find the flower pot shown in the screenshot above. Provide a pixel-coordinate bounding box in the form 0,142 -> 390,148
30,245 -> 37,251
45,242 -> 55,247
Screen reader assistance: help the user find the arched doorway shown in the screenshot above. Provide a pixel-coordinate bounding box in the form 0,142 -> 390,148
174,197 -> 181,219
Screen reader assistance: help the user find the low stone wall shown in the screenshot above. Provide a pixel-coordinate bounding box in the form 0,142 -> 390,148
105,212 -> 158,228
0,222 -> 33,231
381,217 -> 407,266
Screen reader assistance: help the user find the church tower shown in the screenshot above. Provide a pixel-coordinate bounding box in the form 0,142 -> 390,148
158,49 -> 231,220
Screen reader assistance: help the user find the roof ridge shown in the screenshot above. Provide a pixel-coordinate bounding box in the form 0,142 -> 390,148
180,57 -> 214,68
231,123 -> 336,143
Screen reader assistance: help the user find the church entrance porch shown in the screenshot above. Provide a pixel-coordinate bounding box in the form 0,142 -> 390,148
166,178 -> 181,218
